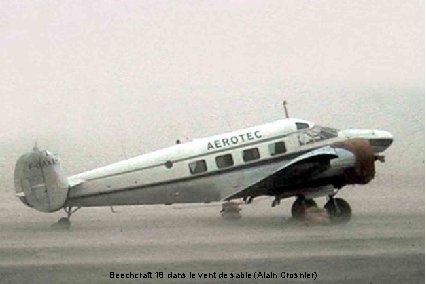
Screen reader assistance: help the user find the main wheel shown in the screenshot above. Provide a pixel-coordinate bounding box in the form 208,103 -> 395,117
324,198 -> 351,224
291,198 -> 317,220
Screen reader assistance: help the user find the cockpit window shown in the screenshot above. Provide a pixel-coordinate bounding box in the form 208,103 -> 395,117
296,122 -> 310,130
317,126 -> 339,139
297,125 -> 339,145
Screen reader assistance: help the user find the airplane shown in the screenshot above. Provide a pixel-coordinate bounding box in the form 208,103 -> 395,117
13,117 -> 393,229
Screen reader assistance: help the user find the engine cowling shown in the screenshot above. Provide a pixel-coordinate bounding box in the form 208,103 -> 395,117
14,147 -> 69,212
332,138 -> 376,185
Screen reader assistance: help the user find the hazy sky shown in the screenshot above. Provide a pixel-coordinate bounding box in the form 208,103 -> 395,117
0,1 -> 424,178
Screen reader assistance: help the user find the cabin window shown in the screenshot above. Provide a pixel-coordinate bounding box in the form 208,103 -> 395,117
215,154 -> 234,169
269,141 -> 287,156
296,122 -> 309,130
242,148 -> 260,162
188,160 -> 207,174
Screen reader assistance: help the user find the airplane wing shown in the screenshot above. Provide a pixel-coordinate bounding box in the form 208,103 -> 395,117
224,146 -> 338,201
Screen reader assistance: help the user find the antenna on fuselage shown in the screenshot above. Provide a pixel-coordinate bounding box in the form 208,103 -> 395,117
33,141 -> 39,151
282,100 -> 289,118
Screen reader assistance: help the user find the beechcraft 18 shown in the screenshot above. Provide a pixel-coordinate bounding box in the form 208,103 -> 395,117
14,116 -> 393,228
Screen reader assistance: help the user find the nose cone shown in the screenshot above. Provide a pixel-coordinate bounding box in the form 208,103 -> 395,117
369,130 -> 393,153
339,128 -> 393,153
376,130 -> 393,140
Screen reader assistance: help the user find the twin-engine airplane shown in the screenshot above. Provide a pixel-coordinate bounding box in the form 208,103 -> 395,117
14,117 -> 393,228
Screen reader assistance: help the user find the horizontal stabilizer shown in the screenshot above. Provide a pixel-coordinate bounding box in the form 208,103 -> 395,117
68,177 -> 85,188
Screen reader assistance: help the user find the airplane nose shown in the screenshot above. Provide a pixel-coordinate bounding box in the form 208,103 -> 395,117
369,130 -> 394,152
381,130 -> 394,145
380,130 -> 393,140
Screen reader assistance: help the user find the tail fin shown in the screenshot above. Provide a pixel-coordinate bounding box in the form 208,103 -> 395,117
14,147 -> 69,213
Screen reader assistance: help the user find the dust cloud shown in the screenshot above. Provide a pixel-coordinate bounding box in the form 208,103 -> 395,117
0,1 -> 424,283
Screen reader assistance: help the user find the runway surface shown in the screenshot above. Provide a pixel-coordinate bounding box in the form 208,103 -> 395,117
0,176 -> 424,283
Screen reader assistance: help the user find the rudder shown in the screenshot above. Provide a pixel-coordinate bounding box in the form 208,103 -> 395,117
14,147 -> 69,213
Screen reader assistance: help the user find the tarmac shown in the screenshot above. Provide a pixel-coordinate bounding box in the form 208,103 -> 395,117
0,175 -> 424,283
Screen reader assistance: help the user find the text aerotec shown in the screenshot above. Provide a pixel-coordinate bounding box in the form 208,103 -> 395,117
207,131 -> 262,151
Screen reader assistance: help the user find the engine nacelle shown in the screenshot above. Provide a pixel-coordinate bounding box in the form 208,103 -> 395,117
14,147 -> 69,213
332,138 -> 376,185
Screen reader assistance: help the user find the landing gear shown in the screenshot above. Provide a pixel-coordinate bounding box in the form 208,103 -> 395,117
291,197 -> 317,220
324,197 -> 351,224
51,206 -> 81,230
243,196 -> 255,204
272,197 -> 281,207
221,202 -> 241,220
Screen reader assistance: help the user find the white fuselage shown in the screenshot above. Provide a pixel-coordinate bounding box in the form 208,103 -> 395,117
65,118 -> 392,207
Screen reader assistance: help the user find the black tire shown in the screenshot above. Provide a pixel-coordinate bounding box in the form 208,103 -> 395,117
291,198 -> 305,220
305,199 -> 317,208
291,198 -> 317,220
324,198 -> 351,224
